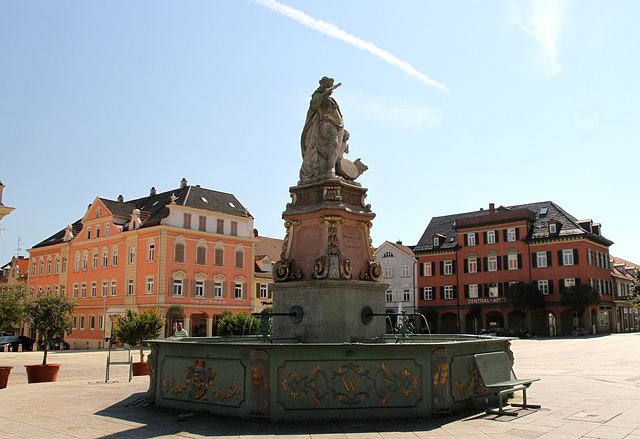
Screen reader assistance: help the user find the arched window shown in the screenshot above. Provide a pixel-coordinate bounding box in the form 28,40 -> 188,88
234,245 -> 245,269
214,242 -> 224,267
196,239 -> 207,265
174,239 -> 186,263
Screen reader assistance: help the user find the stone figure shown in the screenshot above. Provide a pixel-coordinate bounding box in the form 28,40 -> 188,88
299,77 -> 367,183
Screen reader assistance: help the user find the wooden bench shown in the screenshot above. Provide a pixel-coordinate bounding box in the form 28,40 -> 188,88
474,352 -> 540,416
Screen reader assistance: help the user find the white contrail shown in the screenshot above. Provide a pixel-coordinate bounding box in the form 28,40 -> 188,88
253,0 -> 449,93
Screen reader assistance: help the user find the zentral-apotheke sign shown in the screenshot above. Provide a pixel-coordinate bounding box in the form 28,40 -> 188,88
467,297 -> 507,304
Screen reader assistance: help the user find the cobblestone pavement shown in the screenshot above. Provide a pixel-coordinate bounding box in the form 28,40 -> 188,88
1,333 -> 639,438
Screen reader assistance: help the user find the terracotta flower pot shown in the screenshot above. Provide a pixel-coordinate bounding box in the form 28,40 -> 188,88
132,362 -> 149,376
0,366 -> 13,389
25,364 -> 61,383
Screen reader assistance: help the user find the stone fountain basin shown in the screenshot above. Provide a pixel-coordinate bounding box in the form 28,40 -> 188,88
146,335 -> 510,421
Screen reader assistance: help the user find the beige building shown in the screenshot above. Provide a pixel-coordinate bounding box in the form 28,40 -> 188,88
610,255 -> 639,333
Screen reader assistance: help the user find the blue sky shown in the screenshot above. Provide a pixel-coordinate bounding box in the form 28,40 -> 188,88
1,0 -> 638,265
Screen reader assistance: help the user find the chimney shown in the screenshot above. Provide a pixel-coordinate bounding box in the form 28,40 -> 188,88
489,203 -> 495,213
150,187 -> 156,196
117,195 -> 124,202
396,240 -> 402,245
253,228 -> 259,237
180,178 -> 188,189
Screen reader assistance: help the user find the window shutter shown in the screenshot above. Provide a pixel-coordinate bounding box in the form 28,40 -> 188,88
452,262 -> 456,275
256,283 -> 261,298
223,282 -> 228,298
464,234 -> 468,246
205,280 -> 213,298
498,283 -> 503,296
557,250 -> 563,266
168,277 -> 174,294
474,233 -> 478,244
517,254 -> 523,269
503,229 -> 508,242
191,279 -> 196,297
453,286 -> 458,299
573,249 -> 579,265
515,228 -> 520,240
483,231 -> 487,244
420,263 -> 425,276
495,231 -> 499,243
484,284 -> 490,297
559,279 -> 565,293
439,261 -> 444,275
497,256 -> 503,271
440,286 -> 445,300
576,278 -> 581,286
547,251 -> 552,267
431,262 -> 435,274
243,282 -> 248,299
483,257 -> 488,271
464,285 -> 469,298
463,259 -> 468,273
549,280 -> 554,295
531,253 -> 537,268
478,283 -> 483,296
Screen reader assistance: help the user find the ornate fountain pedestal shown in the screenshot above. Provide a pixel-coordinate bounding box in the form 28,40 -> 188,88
272,179 -> 386,342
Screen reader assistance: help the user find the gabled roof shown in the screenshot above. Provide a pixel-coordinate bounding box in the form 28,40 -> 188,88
375,241 -> 415,260
610,255 -> 638,280
32,184 -> 252,249
255,236 -> 284,263
414,201 -> 613,253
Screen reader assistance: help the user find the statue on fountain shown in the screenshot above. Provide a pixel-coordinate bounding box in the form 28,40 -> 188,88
299,77 -> 367,184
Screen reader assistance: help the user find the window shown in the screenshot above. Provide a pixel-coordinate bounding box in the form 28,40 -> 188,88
488,284 -> 499,297
537,251 -> 547,268
91,282 -> 97,298
214,247 -> 224,267
172,279 -> 182,296
488,256 -> 497,272
385,290 -> 393,302
39,260 -> 44,275
91,252 -> 98,269
102,281 -> 108,297
61,257 -> 67,272
234,283 -> 243,299
46,259 -> 51,275
95,208 -> 101,218
231,221 -> 238,236
468,258 -> 477,273
174,242 -> 185,263
383,251 -> 393,258
422,287 -> 433,300
54,258 -> 60,274
128,279 -> 134,296
146,277 -> 154,295
402,289 -> 411,301
564,278 -> 576,288
72,317 -> 77,330
214,282 -> 223,298
129,247 -> 135,264
549,223 -> 557,234
423,263 -> 432,276
487,231 -> 496,244
507,228 -> 516,242
444,260 -> 453,275
102,251 -> 108,268
599,309 -> 609,327
538,280 -> 549,295
73,284 -> 79,299
74,256 -> 80,271
96,225 -> 100,238
401,265 -> 410,277
444,286 -> 454,300
81,283 -> 87,298
563,249 -> 574,266
468,284 -> 479,298
112,249 -> 118,267
587,249 -> 593,265
90,316 -> 96,330
80,316 -> 85,330
99,315 -> 104,331
383,265 -> 393,278
147,243 -> 155,262
86,227 -> 91,240
235,248 -> 244,269
508,254 -> 518,270
467,233 -> 476,246
183,213 -> 192,229
110,280 -> 117,296
196,245 -> 207,265
259,283 -> 268,299
105,223 -> 110,236
433,237 -> 440,247
195,280 -> 204,297
32,261 -> 36,276
216,219 -> 224,234
199,216 -> 207,232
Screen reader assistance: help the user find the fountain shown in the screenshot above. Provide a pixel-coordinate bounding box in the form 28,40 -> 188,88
146,77 -> 511,421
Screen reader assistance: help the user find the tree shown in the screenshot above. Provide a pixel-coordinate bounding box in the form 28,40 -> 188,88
113,309 -> 165,362
24,292 -> 75,365
216,311 -> 257,336
506,283 -> 546,322
630,268 -> 640,309
0,286 -> 26,334
560,284 -> 601,329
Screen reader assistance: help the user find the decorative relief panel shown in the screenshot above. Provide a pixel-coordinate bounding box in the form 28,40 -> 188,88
451,355 -> 488,402
278,360 -> 422,409
160,356 -> 244,407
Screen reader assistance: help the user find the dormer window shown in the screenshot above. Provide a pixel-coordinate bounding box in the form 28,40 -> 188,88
433,237 -> 440,247
549,223 -> 557,234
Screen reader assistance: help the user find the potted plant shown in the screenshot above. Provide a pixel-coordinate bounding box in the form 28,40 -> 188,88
23,292 -> 75,383
0,286 -> 26,388
113,308 -> 164,376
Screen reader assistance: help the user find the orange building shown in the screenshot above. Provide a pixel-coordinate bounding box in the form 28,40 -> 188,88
414,202 -> 615,336
28,179 -> 255,348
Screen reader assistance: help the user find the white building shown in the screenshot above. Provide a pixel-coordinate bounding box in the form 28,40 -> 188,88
375,240 -> 418,324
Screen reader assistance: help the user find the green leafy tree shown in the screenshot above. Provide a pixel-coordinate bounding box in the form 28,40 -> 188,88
113,309 -> 165,362
560,284 -> 601,329
506,282 -> 546,326
24,292 -> 76,365
216,311 -> 257,336
0,286 -> 26,333
630,268 -> 640,309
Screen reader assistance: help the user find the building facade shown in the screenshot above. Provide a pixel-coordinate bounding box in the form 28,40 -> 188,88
252,235 -> 283,314
414,202 -> 615,336
374,241 -> 418,329
610,256 -> 640,333
28,180 -> 255,348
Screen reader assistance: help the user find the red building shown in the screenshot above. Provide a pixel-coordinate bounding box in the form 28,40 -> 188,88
414,202 -> 614,336
28,179 -> 255,348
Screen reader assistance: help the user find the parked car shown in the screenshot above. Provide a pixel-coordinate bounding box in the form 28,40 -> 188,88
39,338 -> 70,351
0,335 -> 35,351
